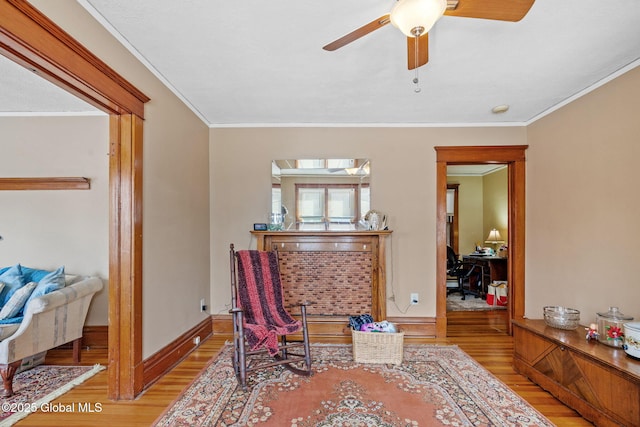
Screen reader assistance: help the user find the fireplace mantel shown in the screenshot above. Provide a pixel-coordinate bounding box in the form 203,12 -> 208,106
251,230 -> 392,321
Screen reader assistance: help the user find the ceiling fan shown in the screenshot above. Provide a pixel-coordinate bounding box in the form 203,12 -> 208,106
323,0 -> 536,70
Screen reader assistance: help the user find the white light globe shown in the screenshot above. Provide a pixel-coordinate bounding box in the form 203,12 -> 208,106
390,0 -> 447,37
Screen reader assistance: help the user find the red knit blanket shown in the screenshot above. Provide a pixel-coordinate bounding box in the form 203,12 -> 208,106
236,250 -> 301,356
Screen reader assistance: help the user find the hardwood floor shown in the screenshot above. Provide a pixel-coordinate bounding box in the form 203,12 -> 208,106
18,311 -> 593,426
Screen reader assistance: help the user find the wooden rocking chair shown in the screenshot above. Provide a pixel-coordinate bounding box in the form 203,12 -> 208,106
229,243 -> 312,388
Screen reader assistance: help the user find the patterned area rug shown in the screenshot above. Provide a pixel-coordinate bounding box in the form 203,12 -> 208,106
0,364 -> 105,426
154,344 -> 554,426
447,294 -> 507,311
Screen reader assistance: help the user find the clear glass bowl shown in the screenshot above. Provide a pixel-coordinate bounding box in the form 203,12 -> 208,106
543,306 -> 581,330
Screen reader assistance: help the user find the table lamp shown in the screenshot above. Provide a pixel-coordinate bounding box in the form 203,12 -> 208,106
485,228 -> 505,253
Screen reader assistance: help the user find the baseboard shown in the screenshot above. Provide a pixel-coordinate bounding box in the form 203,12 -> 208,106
82,325 -> 109,348
212,314 -> 437,338
142,317 -> 213,389
53,325 -> 108,350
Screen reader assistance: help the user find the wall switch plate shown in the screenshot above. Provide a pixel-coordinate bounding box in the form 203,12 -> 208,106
410,293 -> 419,305
200,298 -> 206,312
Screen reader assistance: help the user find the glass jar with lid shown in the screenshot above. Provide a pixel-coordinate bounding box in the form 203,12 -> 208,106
597,307 -> 633,348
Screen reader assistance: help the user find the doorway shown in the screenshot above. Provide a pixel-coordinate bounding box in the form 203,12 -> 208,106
1,1 -> 148,399
446,165 -> 508,312
435,145 -> 527,337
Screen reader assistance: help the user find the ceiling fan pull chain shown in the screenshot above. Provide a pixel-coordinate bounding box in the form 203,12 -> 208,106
413,35 -> 421,93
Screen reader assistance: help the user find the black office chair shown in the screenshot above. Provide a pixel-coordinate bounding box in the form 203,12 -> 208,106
446,246 -> 483,300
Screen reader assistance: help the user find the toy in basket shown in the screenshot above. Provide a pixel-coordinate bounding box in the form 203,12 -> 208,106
348,316 -> 404,365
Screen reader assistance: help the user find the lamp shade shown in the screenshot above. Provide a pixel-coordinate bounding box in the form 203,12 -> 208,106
485,228 -> 504,244
390,0 -> 447,37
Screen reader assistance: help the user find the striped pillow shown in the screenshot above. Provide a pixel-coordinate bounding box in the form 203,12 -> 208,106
0,282 -> 37,320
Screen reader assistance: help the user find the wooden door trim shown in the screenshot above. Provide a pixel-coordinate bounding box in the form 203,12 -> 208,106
0,0 -> 148,399
0,0 -> 148,117
435,145 -> 527,337
447,183 -> 460,253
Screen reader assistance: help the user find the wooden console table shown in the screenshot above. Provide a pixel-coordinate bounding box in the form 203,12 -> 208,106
513,319 -> 640,427
251,230 -> 391,321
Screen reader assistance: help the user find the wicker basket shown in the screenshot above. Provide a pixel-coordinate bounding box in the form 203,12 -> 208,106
352,330 -> 404,365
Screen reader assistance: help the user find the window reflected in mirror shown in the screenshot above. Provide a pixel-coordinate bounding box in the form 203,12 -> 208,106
272,159 -> 370,231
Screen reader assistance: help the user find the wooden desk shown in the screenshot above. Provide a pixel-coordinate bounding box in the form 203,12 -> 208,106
461,255 -> 507,297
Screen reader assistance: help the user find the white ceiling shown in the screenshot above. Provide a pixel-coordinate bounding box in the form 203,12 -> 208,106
447,164 -> 505,176
2,0 -> 639,126
0,54 -> 99,114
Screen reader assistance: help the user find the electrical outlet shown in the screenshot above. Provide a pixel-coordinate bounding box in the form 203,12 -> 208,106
193,335 -> 201,345
410,293 -> 419,305
200,298 -> 207,312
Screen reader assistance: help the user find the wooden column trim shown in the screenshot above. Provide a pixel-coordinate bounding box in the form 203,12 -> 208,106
1,0 -> 148,400
109,115 -> 144,399
0,177 -> 90,190
436,161 -> 448,337
508,159 -> 526,330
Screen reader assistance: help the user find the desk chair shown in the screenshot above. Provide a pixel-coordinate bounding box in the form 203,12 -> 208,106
447,246 -> 483,300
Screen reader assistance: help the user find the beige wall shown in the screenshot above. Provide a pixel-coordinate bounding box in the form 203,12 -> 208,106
211,66 -> 640,324
12,1 -> 640,355
526,65 -> 640,324
483,167 -> 508,248
30,0 -> 211,358
210,127 -> 526,316
448,175 -> 484,254
447,168 -> 507,255
0,115 -> 109,325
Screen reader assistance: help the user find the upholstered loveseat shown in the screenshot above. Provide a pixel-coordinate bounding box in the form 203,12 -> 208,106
0,265 -> 102,396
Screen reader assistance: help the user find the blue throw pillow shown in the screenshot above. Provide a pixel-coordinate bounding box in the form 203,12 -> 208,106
0,316 -> 23,325
21,266 -> 53,284
0,264 -> 26,306
22,266 -> 66,315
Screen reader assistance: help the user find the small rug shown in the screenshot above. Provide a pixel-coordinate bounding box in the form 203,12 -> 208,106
447,294 -> 507,311
154,344 -> 554,426
0,364 -> 105,426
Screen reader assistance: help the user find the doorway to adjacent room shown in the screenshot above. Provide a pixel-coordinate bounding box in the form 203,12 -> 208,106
435,145 -> 527,337
446,164 -> 508,312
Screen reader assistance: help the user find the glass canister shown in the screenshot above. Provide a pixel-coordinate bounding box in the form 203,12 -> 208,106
268,212 -> 283,231
597,307 -> 633,348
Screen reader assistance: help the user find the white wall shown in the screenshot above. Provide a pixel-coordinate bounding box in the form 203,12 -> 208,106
0,115 -> 109,325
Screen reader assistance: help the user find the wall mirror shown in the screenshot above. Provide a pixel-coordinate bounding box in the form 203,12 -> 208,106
271,159 -> 370,231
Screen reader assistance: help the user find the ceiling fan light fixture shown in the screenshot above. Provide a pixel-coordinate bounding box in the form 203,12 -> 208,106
390,0 -> 447,37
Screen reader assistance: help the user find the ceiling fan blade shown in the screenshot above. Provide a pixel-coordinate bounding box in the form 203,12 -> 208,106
407,33 -> 429,70
444,0 -> 535,22
323,14 -> 391,51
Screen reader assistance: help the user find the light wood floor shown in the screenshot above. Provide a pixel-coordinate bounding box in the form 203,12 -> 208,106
18,311 -> 593,426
